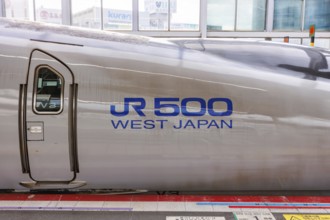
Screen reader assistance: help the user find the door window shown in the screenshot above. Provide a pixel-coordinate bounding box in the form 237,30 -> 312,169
33,66 -> 64,114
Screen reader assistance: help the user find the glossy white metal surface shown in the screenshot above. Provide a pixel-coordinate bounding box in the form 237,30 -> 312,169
0,19 -> 330,191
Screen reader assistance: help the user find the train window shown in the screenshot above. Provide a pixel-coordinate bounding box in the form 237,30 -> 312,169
33,66 -> 64,114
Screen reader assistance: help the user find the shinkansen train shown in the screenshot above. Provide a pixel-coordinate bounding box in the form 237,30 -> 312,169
0,18 -> 330,191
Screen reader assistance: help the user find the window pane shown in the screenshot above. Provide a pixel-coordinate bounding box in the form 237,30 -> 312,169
35,0 -> 62,24
302,38 -> 330,49
304,0 -> 330,31
272,38 -> 302,45
5,0 -> 34,20
237,0 -> 266,31
139,0 -> 169,30
170,0 -> 199,31
273,0 -> 302,31
35,67 -> 63,113
207,0 -> 235,31
103,0 -> 132,30
72,0 -> 101,29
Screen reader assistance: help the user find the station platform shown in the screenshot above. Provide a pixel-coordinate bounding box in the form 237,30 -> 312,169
1,193 -> 330,220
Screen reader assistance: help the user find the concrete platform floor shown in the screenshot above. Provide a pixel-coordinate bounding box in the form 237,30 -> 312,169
1,193 -> 330,220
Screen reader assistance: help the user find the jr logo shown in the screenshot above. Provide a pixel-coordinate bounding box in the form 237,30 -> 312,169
110,97 -> 233,117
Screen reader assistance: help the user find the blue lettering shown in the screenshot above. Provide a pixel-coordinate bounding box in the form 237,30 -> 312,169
181,98 -> 206,116
108,11 -> 131,21
111,120 -> 129,129
111,119 -> 232,129
156,120 -> 168,129
197,120 -> 208,128
144,120 -> 155,129
131,120 -> 142,129
110,98 -> 146,117
110,97 -> 233,118
207,120 -> 220,129
155,98 -> 180,116
208,98 -> 233,116
221,120 -> 233,129
183,120 -> 196,129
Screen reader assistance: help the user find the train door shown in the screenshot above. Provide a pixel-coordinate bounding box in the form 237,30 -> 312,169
19,49 -> 82,188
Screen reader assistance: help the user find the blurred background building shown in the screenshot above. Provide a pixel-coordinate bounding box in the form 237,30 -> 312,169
1,0 -> 330,48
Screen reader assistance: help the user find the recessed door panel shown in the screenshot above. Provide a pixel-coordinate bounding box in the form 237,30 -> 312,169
26,50 -> 75,181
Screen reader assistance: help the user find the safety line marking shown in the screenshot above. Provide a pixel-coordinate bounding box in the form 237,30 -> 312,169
2,194 -> 330,203
0,194 -> 330,212
197,202 -> 330,209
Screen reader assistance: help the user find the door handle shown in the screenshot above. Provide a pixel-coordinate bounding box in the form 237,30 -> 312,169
26,121 -> 44,141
